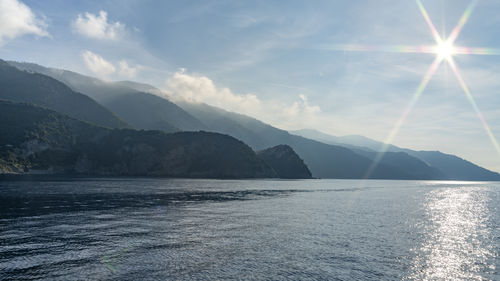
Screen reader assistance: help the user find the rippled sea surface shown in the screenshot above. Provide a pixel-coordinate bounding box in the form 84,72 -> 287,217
1,178 -> 500,280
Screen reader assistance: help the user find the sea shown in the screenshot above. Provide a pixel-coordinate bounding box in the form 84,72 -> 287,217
0,178 -> 499,280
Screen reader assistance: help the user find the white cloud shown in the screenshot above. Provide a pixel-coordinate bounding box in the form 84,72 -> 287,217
72,11 -> 124,40
81,51 -> 141,80
118,60 -> 138,78
164,69 -> 322,128
82,50 -> 116,78
165,70 -> 262,115
0,0 -> 48,45
283,95 -> 320,117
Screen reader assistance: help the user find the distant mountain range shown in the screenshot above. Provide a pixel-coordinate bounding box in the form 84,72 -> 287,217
4,59 -> 500,181
176,101 -> 441,179
293,129 -> 500,181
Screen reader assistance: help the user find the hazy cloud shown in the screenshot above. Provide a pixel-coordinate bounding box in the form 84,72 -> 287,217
118,60 -> 138,78
72,11 -> 124,40
81,51 -> 141,80
164,69 -> 322,128
166,70 -> 262,115
0,0 -> 49,45
82,50 -> 116,77
283,94 -> 321,117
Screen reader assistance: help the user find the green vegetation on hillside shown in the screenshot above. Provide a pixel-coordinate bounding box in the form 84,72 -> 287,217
0,100 -> 278,178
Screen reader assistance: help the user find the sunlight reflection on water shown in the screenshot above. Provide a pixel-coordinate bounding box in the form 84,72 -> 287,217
2,179 -> 500,280
407,187 -> 496,280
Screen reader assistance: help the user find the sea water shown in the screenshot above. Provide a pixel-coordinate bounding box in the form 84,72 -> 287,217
0,178 -> 499,280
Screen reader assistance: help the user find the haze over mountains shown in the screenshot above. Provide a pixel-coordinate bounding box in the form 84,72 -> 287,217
0,61 -> 128,129
293,129 -> 500,181
3,59 -> 500,180
8,61 -> 205,132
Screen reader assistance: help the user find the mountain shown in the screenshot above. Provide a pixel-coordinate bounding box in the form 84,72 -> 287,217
353,150 -> 445,180
76,130 -> 276,178
407,151 -> 500,181
8,61 -> 389,178
11,60 -> 499,180
257,145 -> 312,179
8,61 -> 206,132
178,101 -> 271,149
115,80 -> 164,96
103,92 -> 179,132
0,100 -> 278,178
0,60 -> 128,129
294,128 -> 500,180
291,129 -> 403,152
177,101 -> 442,179
8,60 -> 135,102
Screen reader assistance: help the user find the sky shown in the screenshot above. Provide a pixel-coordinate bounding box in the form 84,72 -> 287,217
2,0 -> 500,172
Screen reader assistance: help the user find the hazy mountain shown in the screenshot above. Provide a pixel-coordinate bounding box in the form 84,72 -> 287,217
293,128 -> 500,180
257,145 -> 312,179
291,129 -> 403,152
8,61 -> 134,102
0,100 -> 278,178
0,60 -> 129,129
178,101 -> 441,179
10,60 -> 498,180
407,151 -> 500,181
354,150 -> 445,180
8,61 -> 206,132
178,101 -> 270,148
115,80 -> 164,96
103,92 -> 201,133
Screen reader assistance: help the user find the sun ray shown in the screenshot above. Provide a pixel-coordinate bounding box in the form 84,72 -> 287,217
417,0 -> 443,45
330,44 -> 436,54
447,57 -> 500,158
329,0 -> 500,177
364,56 -> 443,178
447,0 -> 478,44
454,46 -> 500,55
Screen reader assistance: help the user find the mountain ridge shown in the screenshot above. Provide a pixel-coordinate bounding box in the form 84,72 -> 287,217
293,128 -> 500,180
8,61 -> 205,132
7,59 -> 500,180
0,100 -> 290,178
0,60 -> 129,129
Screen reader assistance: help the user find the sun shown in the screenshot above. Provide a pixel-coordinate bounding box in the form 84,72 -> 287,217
333,0 -> 500,178
434,40 -> 456,61
344,0 -> 500,178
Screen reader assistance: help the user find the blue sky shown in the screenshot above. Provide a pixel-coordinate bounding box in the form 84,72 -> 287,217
2,0 -> 500,172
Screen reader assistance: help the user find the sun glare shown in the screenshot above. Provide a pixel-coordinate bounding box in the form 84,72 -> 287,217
353,0 -> 500,178
435,40 -> 456,60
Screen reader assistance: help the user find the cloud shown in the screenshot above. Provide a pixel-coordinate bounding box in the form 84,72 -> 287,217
72,11 -> 124,40
164,69 -> 321,128
82,50 -> 116,77
118,60 -> 138,78
0,0 -> 49,45
165,70 -> 262,115
81,51 -> 141,80
282,95 -> 320,118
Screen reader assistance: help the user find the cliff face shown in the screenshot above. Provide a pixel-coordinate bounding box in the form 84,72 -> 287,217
258,145 -> 312,179
0,101 -> 277,178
